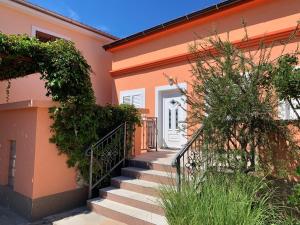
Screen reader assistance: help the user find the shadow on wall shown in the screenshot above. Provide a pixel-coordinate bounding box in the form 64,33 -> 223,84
259,123 -> 300,182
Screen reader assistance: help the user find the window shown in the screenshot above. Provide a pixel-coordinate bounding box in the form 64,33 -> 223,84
279,99 -> 300,120
8,140 -> 16,189
32,26 -> 70,43
36,30 -> 59,42
279,66 -> 300,120
120,89 -> 145,108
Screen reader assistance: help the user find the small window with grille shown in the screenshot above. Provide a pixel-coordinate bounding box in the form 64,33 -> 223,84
8,140 -> 16,189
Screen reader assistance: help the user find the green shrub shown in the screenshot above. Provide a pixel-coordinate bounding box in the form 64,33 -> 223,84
160,173 -> 287,225
95,104 -> 141,138
288,167 -> 300,210
51,103 -> 140,181
289,184 -> 300,211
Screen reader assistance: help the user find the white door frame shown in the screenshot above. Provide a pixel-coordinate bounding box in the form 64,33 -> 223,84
155,83 -> 187,148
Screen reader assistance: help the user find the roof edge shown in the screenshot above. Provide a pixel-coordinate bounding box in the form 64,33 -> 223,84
8,0 -> 118,41
103,0 -> 252,50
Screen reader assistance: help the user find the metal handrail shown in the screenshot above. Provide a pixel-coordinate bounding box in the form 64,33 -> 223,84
172,126 -> 204,166
86,123 -> 125,154
87,122 -> 128,198
172,126 -> 204,191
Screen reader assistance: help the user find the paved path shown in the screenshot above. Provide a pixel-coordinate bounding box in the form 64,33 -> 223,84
0,206 -> 126,225
0,206 -> 27,225
52,212 -> 126,225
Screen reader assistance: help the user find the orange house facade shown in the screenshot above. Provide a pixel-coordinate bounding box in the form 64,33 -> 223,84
105,0 -> 300,150
0,0 -> 116,220
0,0 -> 300,221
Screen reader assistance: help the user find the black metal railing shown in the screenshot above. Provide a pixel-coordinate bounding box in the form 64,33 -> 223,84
86,123 -> 131,198
141,117 -> 158,151
172,126 -> 208,191
172,126 -> 234,191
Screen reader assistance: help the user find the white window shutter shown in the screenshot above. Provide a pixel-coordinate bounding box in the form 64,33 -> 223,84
278,100 -> 287,120
120,89 -> 145,109
279,99 -> 300,120
132,94 -> 142,108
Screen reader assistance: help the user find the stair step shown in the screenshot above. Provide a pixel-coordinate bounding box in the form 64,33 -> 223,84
128,159 -> 176,173
122,167 -> 175,185
88,198 -> 168,225
111,176 -> 162,197
99,187 -> 164,215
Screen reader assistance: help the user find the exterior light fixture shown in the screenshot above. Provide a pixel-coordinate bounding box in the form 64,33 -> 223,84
164,72 -> 175,86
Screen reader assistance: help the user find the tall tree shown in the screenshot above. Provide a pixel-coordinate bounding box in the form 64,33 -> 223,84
173,26 -> 300,174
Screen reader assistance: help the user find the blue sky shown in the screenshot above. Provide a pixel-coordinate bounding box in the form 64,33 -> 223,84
28,0 -> 222,38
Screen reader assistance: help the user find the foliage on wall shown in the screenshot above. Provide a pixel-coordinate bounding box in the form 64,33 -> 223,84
0,34 -> 95,103
0,33 -> 140,181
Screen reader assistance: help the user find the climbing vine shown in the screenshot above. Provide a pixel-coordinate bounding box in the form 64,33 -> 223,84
0,33 -> 140,181
0,34 -> 95,103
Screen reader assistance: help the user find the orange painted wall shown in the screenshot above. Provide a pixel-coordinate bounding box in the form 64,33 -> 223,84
0,101 -> 80,199
109,0 -> 300,179
111,0 -> 300,71
113,61 -> 191,117
111,0 -> 300,114
32,107 -> 78,199
110,0 -> 300,167
0,2 -> 113,105
113,43 -> 300,117
0,107 -> 37,198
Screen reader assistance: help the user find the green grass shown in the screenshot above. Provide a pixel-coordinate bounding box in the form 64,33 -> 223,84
160,173 -> 293,225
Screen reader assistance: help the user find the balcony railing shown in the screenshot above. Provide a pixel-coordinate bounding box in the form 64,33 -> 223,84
141,117 -> 158,151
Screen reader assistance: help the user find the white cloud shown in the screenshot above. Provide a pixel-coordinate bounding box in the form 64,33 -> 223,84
66,7 -> 80,21
96,24 -> 110,32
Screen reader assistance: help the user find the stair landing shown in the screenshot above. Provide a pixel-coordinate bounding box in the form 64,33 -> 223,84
134,149 -> 177,164
88,149 -> 177,225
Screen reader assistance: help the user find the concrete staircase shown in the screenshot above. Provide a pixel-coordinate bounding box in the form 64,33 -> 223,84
88,152 -> 176,225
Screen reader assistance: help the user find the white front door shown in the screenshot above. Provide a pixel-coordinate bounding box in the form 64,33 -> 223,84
162,93 -> 187,149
